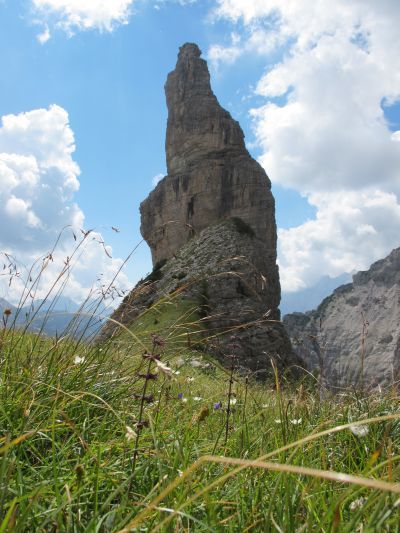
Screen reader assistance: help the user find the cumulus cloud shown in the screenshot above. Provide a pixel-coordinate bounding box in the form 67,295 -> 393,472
152,173 -> 164,187
0,105 -> 131,304
208,28 -> 283,70
31,0 -> 135,40
278,190 -> 400,292
210,0 -> 400,292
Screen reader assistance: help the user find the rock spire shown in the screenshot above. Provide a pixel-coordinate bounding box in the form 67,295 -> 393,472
140,43 -> 279,317
101,43 -> 300,376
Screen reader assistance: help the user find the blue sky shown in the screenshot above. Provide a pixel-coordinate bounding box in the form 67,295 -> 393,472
0,0 -> 399,308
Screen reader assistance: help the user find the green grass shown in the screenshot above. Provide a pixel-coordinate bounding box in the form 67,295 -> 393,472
1,303 -> 400,532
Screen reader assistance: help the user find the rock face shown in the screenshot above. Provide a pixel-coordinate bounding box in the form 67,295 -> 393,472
101,43 -> 299,376
284,248 -> 400,391
140,43 -> 279,313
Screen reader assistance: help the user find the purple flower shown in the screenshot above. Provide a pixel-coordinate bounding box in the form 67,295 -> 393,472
178,393 -> 183,399
213,401 -> 222,410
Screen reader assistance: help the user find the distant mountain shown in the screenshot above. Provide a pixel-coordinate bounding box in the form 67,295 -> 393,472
280,273 -> 352,316
0,295 -> 111,339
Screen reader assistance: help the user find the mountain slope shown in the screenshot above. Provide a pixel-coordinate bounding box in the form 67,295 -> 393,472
283,247 -> 400,391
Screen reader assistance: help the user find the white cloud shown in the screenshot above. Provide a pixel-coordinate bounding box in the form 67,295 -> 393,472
31,0 -> 135,39
208,28 -> 282,69
0,105 -> 131,304
279,190 -> 400,292
208,32 -> 242,69
210,0 -> 400,292
37,24 -> 50,44
152,173 -> 164,187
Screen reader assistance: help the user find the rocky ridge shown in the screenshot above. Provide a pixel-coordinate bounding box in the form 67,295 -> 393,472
284,247 -> 400,391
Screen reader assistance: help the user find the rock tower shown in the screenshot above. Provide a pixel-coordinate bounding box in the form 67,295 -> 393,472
140,43 -> 279,309
102,43 -> 300,376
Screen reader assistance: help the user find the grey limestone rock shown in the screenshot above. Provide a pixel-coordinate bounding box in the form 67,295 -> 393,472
101,43 -> 299,377
283,247 -> 400,392
140,43 -> 279,310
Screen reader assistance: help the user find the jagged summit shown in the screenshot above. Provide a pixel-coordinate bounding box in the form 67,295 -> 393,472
165,42 -> 247,175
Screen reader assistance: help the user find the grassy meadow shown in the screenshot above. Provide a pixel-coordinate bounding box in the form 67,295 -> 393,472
1,244 -> 400,532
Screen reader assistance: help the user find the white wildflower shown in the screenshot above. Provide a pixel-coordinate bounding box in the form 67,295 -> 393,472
229,398 -> 237,406
125,426 -> 137,442
349,497 -> 366,511
186,377 -> 195,382
74,355 -> 85,365
182,398 -> 188,403
290,418 -> 302,425
155,360 -> 175,377
193,396 -> 202,401
349,424 -> 369,437
274,419 -> 282,424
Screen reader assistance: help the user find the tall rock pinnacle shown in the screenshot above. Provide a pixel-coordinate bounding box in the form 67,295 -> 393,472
165,43 -> 246,174
102,43 -> 300,377
140,43 -> 280,314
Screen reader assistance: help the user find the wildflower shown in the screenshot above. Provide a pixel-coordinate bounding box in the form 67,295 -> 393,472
213,401 -> 222,410
74,355 -> 85,365
193,396 -> 202,401
155,359 -> 175,377
186,377 -> 195,382
177,393 -> 183,399
349,497 -> 366,511
125,426 -> 137,441
3,308 -> 12,316
349,424 -> 369,437
182,398 -> 188,403
229,398 -> 237,406
274,419 -> 282,424
290,418 -> 302,425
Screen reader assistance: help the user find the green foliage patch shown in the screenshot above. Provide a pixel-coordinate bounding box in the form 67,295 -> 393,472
1,304 -> 400,531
